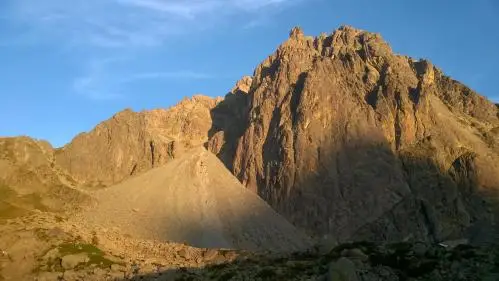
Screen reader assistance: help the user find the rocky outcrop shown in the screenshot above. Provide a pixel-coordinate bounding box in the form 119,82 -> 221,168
0,137 -> 85,214
212,26 -> 499,244
55,95 -> 221,187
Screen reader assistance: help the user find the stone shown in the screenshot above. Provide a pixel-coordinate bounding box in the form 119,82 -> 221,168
62,270 -> 83,281
110,263 -> 125,272
203,249 -> 219,261
61,253 -> 90,269
107,270 -> 125,280
177,249 -> 191,260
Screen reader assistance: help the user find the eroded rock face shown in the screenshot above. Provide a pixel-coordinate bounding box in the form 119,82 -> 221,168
215,26 -> 499,243
55,95 -> 221,187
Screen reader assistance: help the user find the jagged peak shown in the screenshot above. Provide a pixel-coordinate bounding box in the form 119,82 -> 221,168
230,76 -> 253,94
289,26 -> 304,39
115,107 -> 135,115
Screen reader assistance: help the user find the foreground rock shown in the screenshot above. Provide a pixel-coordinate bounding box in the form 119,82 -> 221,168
145,241 -> 499,281
0,212 -> 248,281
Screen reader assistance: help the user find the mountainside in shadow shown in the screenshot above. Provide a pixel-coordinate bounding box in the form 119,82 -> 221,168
36,25 -> 499,246
208,26 -> 499,244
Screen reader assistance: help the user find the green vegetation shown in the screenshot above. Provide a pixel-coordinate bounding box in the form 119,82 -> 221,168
58,243 -> 114,268
38,242 -> 121,273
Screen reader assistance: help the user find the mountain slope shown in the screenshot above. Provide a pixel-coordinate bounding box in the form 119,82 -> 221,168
55,95 -> 221,187
79,146 -> 312,252
0,137 -> 88,219
209,26 -> 499,244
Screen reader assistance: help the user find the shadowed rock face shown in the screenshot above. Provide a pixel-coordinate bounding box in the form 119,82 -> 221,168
210,26 -> 499,244
55,95 -> 222,187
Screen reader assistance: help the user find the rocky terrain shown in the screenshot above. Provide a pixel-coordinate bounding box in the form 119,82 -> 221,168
0,137 -> 88,219
1,25 -> 499,280
79,146 -> 311,252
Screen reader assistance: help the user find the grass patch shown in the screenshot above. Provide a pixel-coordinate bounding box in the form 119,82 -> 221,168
54,243 -> 119,270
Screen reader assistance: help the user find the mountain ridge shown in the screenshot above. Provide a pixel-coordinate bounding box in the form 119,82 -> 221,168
3,25 -> 499,246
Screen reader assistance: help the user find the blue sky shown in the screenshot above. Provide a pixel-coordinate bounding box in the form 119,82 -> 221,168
0,0 -> 498,147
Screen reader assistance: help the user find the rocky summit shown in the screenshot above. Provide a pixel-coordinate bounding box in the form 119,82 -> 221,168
1,26 -> 499,280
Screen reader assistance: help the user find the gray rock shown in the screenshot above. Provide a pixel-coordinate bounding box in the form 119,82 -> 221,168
61,253 -> 90,269
177,249 -> 191,260
62,270 -> 84,281
203,249 -> 219,261
107,270 -> 125,280
110,263 -> 125,272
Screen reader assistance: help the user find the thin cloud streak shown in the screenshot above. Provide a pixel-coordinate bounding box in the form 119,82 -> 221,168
5,0 -> 295,48
3,0 -> 298,100
73,57 -> 216,100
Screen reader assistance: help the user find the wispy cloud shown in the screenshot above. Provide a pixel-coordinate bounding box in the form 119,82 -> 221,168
4,0 -> 295,48
3,0 -> 297,100
73,57 -> 215,100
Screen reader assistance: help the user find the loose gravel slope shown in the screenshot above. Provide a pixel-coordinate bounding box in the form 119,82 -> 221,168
81,146 -> 312,253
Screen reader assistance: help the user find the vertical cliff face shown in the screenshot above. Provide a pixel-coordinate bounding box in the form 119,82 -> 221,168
214,26 -> 499,243
55,95 -> 222,187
